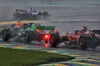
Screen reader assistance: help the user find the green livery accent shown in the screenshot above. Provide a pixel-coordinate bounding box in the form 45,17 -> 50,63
27,29 -> 30,30
50,30 -> 55,33
2,31 -> 6,39
26,24 -> 55,31
24,33 -> 28,40
31,24 -> 35,30
19,29 -> 24,31
26,24 -> 35,30
35,26 -> 55,30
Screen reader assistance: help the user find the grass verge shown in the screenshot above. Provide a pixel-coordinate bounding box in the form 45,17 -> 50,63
0,47 -> 74,66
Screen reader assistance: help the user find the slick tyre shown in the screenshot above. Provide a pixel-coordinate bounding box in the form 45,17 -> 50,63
50,33 -> 60,47
79,36 -> 88,49
2,29 -> 11,41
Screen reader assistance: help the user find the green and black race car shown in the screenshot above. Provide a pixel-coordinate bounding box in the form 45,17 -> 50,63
1,23 -> 60,47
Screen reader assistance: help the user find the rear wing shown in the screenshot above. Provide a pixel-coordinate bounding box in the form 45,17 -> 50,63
35,26 -> 55,30
92,30 -> 100,34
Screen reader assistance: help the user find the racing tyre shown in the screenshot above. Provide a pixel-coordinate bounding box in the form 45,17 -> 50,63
2,29 -> 11,41
50,33 -> 60,47
24,31 -> 35,43
79,36 -> 88,49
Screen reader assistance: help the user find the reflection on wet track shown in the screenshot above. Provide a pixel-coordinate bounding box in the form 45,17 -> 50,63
0,20 -> 100,66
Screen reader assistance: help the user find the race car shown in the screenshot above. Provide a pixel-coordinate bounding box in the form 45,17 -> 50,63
13,8 -> 51,20
24,25 -> 60,46
1,23 -> 60,47
61,26 -> 100,49
1,23 -> 29,41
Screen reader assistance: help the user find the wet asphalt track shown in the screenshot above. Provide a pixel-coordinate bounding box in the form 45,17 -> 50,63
0,0 -> 100,66
0,21 -> 100,66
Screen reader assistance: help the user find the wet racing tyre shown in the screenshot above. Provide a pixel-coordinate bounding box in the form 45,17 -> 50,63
79,36 -> 88,49
50,33 -> 60,47
2,29 -> 11,41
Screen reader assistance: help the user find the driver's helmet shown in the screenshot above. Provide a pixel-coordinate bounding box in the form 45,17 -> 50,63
74,30 -> 78,33
27,7 -> 32,11
83,26 -> 88,32
16,21 -> 24,27
32,9 -> 36,12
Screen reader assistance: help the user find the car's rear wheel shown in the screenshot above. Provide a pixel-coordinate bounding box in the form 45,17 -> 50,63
50,33 -> 60,47
79,36 -> 88,49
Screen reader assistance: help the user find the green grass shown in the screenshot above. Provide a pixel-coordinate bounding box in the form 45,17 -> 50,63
0,47 -> 74,66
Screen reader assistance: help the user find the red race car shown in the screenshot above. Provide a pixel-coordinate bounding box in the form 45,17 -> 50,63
62,26 -> 100,49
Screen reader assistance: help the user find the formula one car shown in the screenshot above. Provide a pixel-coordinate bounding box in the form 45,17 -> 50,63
1,23 -> 29,41
61,26 -> 100,49
24,25 -> 60,46
13,8 -> 51,20
1,23 -> 60,47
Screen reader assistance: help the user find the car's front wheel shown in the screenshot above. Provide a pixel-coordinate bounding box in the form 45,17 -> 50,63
2,29 -> 11,41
